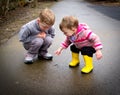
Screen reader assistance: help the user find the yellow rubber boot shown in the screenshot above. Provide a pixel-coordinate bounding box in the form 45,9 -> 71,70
81,55 -> 93,73
69,52 -> 80,67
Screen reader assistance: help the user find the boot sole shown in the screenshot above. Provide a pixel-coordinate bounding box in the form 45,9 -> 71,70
69,63 -> 79,68
81,69 -> 93,74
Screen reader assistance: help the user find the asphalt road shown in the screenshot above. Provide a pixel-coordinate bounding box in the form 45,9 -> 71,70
0,0 -> 120,95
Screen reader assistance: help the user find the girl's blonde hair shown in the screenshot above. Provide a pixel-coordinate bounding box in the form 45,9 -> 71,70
59,16 -> 79,30
39,8 -> 55,26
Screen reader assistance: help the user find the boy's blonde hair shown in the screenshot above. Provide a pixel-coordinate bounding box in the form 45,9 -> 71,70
59,16 -> 79,30
39,8 -> 55,26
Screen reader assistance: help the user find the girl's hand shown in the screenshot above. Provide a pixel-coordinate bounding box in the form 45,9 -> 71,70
55,47 -> 64,55
37,32 -> 46,38
95,50 -> 103,60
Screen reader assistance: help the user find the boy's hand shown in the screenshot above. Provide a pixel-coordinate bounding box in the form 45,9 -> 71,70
95,50 -> 102,60
37,32 -> 46,38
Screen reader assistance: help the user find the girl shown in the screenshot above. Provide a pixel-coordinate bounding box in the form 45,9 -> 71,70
55,16 -> 103,74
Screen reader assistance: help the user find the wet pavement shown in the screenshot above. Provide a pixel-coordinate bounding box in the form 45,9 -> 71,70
0,0 -> 120,95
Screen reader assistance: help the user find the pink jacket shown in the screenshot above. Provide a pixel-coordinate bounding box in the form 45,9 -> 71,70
61,23 -> 103,51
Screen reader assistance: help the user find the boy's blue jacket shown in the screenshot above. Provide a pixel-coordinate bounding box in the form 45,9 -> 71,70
19,19 -> 55,43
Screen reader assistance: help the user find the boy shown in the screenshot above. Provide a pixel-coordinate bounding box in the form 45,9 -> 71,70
55,16 -> 103,74
19,8 -> 55,64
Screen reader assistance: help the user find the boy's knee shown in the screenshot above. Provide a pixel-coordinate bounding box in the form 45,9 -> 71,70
32,38 -> 44,47
44,37 -> 53,45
